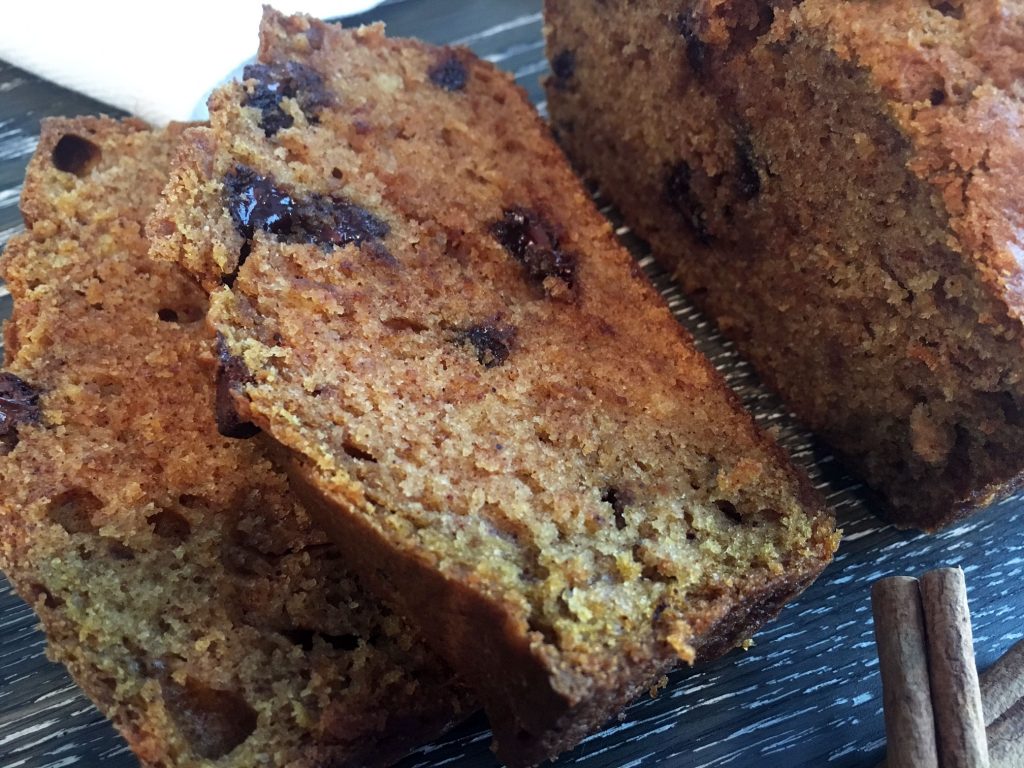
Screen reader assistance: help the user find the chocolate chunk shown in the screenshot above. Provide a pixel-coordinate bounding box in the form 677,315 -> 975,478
222,165 -> 389,282
458,323 -> 516,368
601,487 -> 633,530
0,373 -> 41,452
491,207 -> 577,290
224,165 -> 295,242
550,50 -> 576,89
163,679 -> 257,760
290,192 -> 390,249
243,60 -> 332,137
678,13 -> 707,76
52,134 -> 102,177
664,162 -> 713,245
428,53 -> 468,91
735,137 -> 761,200
215,336 -> 259,439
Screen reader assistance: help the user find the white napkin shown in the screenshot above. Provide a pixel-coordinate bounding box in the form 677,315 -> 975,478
0,1 -> 385,125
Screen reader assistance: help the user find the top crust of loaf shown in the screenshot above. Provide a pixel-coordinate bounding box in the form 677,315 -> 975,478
543,0 -> 1024,529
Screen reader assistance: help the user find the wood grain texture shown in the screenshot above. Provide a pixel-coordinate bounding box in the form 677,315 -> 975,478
1,2 -> 1023,767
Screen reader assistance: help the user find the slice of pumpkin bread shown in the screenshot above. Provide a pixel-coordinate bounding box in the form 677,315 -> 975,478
0,116 -> 468,768
544,0 -> 1024,530
149,10 -> 838,766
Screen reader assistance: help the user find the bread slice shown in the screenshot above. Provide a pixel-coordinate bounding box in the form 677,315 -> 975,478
543,0 -> 1024,530
148,10 -> 838,766
0,117 -> 468,768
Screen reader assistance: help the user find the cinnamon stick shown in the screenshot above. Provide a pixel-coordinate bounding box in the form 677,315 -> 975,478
988,696 -> 1024,768
919,567 -> 989,768
872,575 -> 939,768
981,637 -> 1024,726
982,637 -> 1024,768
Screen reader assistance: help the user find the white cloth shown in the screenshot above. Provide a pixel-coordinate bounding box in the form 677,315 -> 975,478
0,1 -> 385,125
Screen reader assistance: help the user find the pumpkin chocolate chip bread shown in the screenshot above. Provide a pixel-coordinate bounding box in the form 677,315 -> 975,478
148,10 -> 838,766
0,117 -> 468,768
544,0 -> 1024,530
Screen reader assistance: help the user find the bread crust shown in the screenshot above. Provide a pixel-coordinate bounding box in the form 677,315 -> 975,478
544,0 -> 1024,529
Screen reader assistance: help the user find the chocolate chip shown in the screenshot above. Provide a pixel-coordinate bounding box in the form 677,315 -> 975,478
715,499 -> 744,524
288,192 -> 390,249
243,60 -> 332,137
222,165 -> 389,282
215,336 -> 259,439
52,134 -> 102,177
678,13 -> 707,76
601,487 -> 633,530
491,207 -> 577,290
735,137 -> 761,200
428,52 -> 468,91
0,373 -> 41,452
163,679 -> 257,759
224,165 -> 294,244
281,628 -> 360,652
550,49 -> 576,89
664,162 -> 713,245
458,322 -> 516,368
929,88 -> 946,106
930,1 -> 964,19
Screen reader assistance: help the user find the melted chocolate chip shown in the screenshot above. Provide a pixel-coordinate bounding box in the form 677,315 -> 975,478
491,207 -> 577,290
601,487 -> 633,530
224,165 -> 294,242
243,60 -> 332,137
428,53 -> 468,92
289,192 -> 390,249
550,50 -> 576,89
215,337 -> 259,439
222,165 -> 389,282
735,137 -> 761,200
458,323 -> 516,368
678,13 -> 707,76
0,373 -> 41,451
664,162 -> 713,245
52,134 -> 102,177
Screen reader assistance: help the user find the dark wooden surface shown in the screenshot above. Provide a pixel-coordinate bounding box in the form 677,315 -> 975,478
0,2 -> 1021,766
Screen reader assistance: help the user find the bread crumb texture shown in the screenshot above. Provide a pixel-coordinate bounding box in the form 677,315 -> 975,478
150,12 -> 837,762
0,116 -> 467,768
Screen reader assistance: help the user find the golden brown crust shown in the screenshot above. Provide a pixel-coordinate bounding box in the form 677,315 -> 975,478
0,116 -> 467,768
150,10 -> 837,765
545,0 -> 1024,530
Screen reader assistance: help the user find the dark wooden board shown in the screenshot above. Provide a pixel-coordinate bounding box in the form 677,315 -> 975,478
1,2 -> 1021,766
